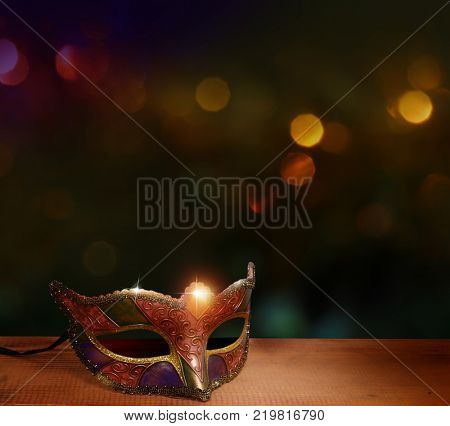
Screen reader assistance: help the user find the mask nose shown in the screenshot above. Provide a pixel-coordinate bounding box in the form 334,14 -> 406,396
180,350 -> 210,392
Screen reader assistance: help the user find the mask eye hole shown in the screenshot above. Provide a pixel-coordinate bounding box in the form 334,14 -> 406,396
207,317 -> 246,350
96,328 -> 170,358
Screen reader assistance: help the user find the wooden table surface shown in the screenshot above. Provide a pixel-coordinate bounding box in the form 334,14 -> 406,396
0,337 -> 449,405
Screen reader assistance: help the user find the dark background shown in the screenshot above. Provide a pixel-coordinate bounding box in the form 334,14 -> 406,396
0,1 -> 449,337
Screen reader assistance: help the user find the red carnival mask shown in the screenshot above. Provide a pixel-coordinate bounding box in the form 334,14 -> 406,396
50,262 -> 255,401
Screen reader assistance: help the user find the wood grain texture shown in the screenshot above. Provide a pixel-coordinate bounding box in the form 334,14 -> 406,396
0,337 -> 449,405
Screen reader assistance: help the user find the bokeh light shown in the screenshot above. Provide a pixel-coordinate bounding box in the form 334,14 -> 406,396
290,113 -> 324,147
280,152 -> 315,186
313,312 -> 355,337
357,203 -> 393,238
55,45 -> 79,81
37,188 -> 74,220
195,77 -> 230,112
55,44 -> 109,82
83,241 -> 117,276
255,294 -> 306,337
397,90 -> 433,124
0,39 -> 18,74
0,52 -> 29,86
407,56 -> 442,90
0,143 -> 14,177
321,122 -> 350,154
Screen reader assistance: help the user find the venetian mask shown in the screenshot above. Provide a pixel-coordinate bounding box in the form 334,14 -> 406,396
50,262 -> 255,401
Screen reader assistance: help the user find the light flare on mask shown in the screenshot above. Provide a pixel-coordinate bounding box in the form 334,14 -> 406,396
184,280 -> 214,317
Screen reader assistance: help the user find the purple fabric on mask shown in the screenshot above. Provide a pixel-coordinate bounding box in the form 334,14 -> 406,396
140,361 -> 183,387
208,355 -> 227,381
78,342 -> 111,370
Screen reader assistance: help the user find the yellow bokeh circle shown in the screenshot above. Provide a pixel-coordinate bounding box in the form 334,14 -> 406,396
195,77 -> 230,112
397,90 -> 433,124
290,114 -> 324,147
